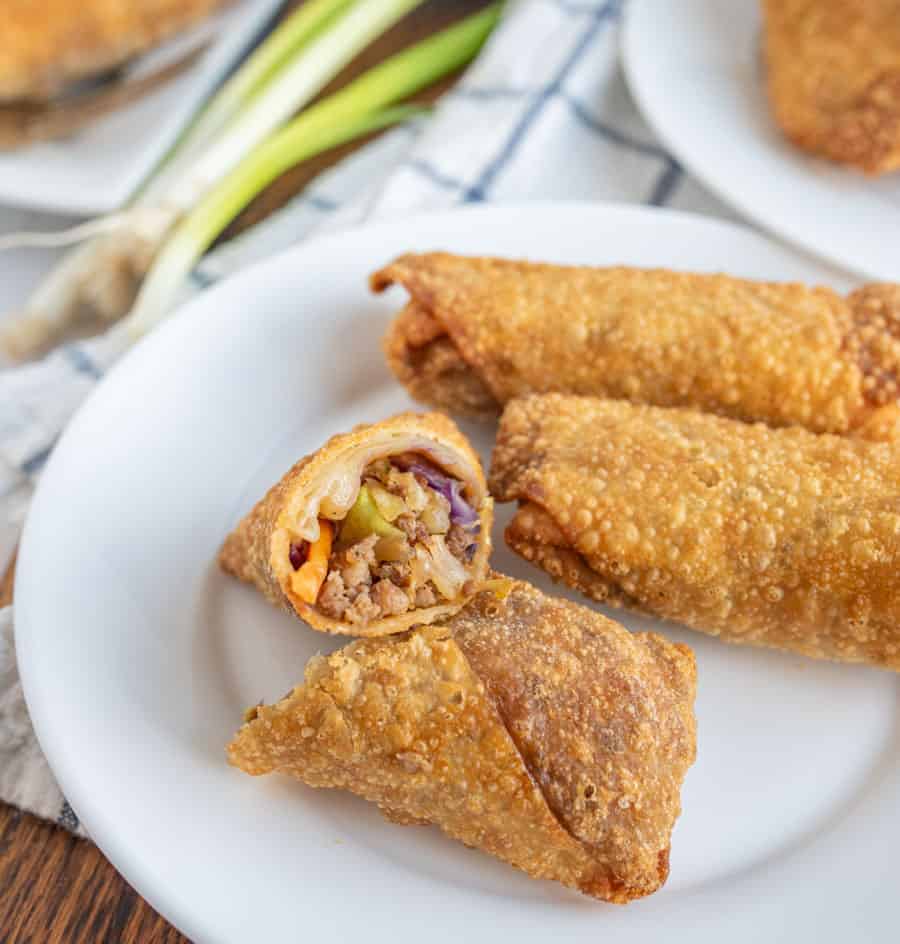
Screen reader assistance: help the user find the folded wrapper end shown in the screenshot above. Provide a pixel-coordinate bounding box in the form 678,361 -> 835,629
219,411 -> 494,637
227,579 -> 697,903
503,501 -> 644,612
381,301 -> 500,417
372,255 -> 501,418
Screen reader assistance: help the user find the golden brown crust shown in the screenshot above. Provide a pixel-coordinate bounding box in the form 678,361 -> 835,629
845,283 -> 900,409
382,301 -> 498,416
0,0 -> 230,103
373,253 -> 900,438
762,0 -> 900,174
452,584 -> 696,892
219,412 -> 493,636
219,451 -> 314,607
228,581 -> 697,902
491,394 -> 900,670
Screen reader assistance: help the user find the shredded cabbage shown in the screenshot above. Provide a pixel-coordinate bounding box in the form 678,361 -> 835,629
414,535 -> 468,599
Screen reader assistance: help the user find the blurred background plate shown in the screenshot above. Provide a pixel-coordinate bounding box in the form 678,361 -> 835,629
622,0 -> 900,282
0,0 -> 285,216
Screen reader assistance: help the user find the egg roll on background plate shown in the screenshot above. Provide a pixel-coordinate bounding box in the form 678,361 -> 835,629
491,394 -> 900,671
762,0 -> 900,175
373,253 -> 900,440
228,580 -> 697,904
220,412 -> 492,637
0,0 -> 230,103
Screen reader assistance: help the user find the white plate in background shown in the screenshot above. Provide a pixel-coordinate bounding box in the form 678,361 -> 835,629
16,203 -> 898,942
622,0 -> 900,282
0,0 -> 285,216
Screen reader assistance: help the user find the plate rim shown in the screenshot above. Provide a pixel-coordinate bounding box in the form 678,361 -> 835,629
14,199 -> 859,941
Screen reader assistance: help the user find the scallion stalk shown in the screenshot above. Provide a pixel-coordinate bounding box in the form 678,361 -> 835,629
162,0 -> 428,212
185,0 -> 355,140
122,105 -> 422,339
0,0 -> 431,360
1,2 -> 503,360
123,4 -> 501,338
142,0 -> 355,200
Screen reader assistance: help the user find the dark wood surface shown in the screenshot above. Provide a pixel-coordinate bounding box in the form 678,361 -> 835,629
0,2 -> 490,940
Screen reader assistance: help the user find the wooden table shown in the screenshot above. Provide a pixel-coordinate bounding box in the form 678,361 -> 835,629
0,2 -> 490,939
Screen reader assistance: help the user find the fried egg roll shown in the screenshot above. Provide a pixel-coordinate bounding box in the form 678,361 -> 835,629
373,253 -> 900,439
492,395 -> 900,670
763,0 -> 900,175
228,580 -> 697,903
1,0 -> 229,104
219,413 -> 492,636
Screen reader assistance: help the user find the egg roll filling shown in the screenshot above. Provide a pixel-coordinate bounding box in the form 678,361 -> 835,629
288,454 -> 480,626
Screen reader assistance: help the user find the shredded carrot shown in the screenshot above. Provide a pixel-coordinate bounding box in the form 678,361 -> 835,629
290,520 -> 333,604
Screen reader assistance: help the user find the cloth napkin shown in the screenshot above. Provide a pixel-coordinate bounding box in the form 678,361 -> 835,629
0,0 -> 737,838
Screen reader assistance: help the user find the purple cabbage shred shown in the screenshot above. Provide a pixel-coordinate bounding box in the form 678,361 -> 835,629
289,541 -> 308,571
394,455 -> 479,528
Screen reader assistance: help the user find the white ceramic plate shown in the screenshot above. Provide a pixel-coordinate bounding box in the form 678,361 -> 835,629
0,0 -> 285,216
622,0 -> 900,282
16,203 -> 900,943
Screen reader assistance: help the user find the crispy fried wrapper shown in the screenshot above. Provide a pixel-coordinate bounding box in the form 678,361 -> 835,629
219,412 -> 493,637
0,0 -> 229,103
763,0 -> 900,175
373,253 -> 900,439
228,580 -> 697,903
492,394 -> 900,670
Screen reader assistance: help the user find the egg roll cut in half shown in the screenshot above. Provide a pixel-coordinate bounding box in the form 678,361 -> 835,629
491,394 -> 900,671
373,253 -> 900,439
762,0 -> 900,175
228,580 -> 697,903
219,413 -> 492,637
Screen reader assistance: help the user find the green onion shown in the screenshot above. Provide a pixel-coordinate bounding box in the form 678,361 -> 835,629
123,4 -> 501,338
0,2 -> 502,360
122,104 -> 422,339
180,0 -> 355,145
143,0 -> 356,199
161,0 -> 429,212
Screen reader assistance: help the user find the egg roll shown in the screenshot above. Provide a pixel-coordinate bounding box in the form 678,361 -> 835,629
762,0 -> 900,175
219,412 -> 492,636
491,394 -> 900,670
228,580 -> 697,903
0,0 -> 229,104
373,253 -> 900,439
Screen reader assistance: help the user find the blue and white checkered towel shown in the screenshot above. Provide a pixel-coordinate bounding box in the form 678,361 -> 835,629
0,0 -> 737,836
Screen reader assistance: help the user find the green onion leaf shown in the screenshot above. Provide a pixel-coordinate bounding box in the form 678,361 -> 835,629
141,0 -> 356,202
123,4 -> 502,338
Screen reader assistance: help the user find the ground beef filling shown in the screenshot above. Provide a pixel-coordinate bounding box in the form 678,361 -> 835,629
315,458 -> 477,625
